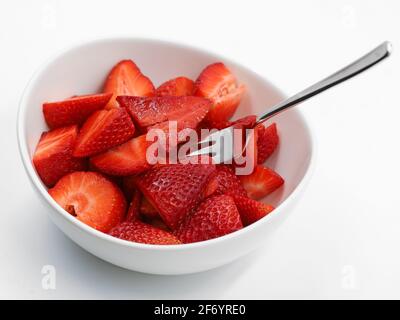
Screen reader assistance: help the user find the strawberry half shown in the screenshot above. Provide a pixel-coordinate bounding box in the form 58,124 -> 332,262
256,123 -> 279,164
33,125 -> 87,187
109,221 -> 180,245
176,195 -> 243,244
126,190 -> 142,222
49,172 -> 126,232
233,195 -> 274,226
134,163 -> 216,230
155,76 -> 195,97
73,108 -> 135,157
103,60 -> 155,109
118,95 -> 211,130
204,165 -> 247,198
43,93 -> 112,129
90,134 -> 150,176
239,165 -> 284,200
194,62 -> 245,123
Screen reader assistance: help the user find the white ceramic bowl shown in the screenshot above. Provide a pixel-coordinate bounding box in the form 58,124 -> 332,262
17,38 -> 315,275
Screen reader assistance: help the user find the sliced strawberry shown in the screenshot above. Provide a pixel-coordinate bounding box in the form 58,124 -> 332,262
175,195 -> 243,244
233,195 -> 274,226
126,190 -> 141,222
134,163 -> 216,230
90,134 -> 151,176
49,172 -> 126,232
194,62 -> 245,123
140,197 -> 159,219
204,165 -> 247,198
73,108 -> 135,157
103,60 -> 155,109
43,93 -> 112,129
108,221 -> 180,245
118,95 -> 211,130
144,217 -> 170,232
239,165 -> 284,200
256,123 -> 279,164
33,125 -> 87,187
155,76 -> 195,97
203,115 -> 257,131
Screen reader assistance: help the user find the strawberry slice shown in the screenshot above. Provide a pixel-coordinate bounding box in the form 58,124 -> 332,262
155,76 -> 195,97
118,95 -> 211,130
204,165 -> 247,198
239,165 -> 284,200
233,195 -> 274,226
134,163 -> 216,230
194,62 -> 245,123
140,197 -> 159,219
126,190 -> 142,222
73,108 -> 135,157
203,115 -> 257,131
43,93 -> 112,129
33,125 -> 87,187
256,123 -> 279,164
103,60 -> 154,109
48,172 -> 126,232
109,221 -> 180,245
175,195 -> 243,243
90,134 -> 151,176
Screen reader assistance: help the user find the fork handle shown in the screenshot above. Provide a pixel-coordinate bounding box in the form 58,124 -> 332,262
255,41 -> 392,126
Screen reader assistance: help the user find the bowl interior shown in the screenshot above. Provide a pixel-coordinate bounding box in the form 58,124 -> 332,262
20,38 -> 313,219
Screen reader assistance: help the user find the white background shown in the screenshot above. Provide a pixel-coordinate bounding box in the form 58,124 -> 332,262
1,0 -> 399,299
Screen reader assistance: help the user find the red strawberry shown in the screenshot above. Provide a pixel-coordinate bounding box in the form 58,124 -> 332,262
73,108 -> 135,157
144,217 -> 170,232
33,125 -> 87,187
103,60 -> 155,109
239,165 -> 284,200
233,195 -> 274,226
140,197 -> 159,219
176,195 -> 243,243
43,93 -> 112,129
90,134 -> 151,176
126,190 -> 142,222
204,115 -> 257,131
204,165 -> 247,197
134,163 -> 216,230
155,76 -> 195,96
118,95 -> 211,130
49,172 -> 126,232
108,221 -> 180,245
194,62 -> 245,123
256,123 -> 279,164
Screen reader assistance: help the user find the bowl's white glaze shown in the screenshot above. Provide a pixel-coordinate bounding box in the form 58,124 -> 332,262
17,38 -> 315,275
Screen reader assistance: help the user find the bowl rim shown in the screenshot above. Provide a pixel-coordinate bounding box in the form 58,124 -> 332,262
17,36 -> 316,251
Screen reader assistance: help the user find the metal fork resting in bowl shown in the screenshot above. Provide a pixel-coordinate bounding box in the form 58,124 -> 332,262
189,41 -> 392,164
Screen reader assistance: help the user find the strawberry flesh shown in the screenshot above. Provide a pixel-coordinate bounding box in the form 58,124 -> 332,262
195,62 -> 245,123
155,76 -> 195,96
239,165 -> 284,200
90,134 -> 151,176
103,60 -> 155,109
256,123 -> 279,164
49,172 -> 126,232
33,125 -> 87,187
73,108 -> 135,157
118,95 -> 211,130
43,93 -> 112,129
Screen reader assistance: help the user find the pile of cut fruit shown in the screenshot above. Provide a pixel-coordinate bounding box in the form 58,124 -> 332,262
33,60 -> 284,245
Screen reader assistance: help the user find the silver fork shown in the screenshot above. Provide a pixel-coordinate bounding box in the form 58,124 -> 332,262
189,41 -> 392,164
